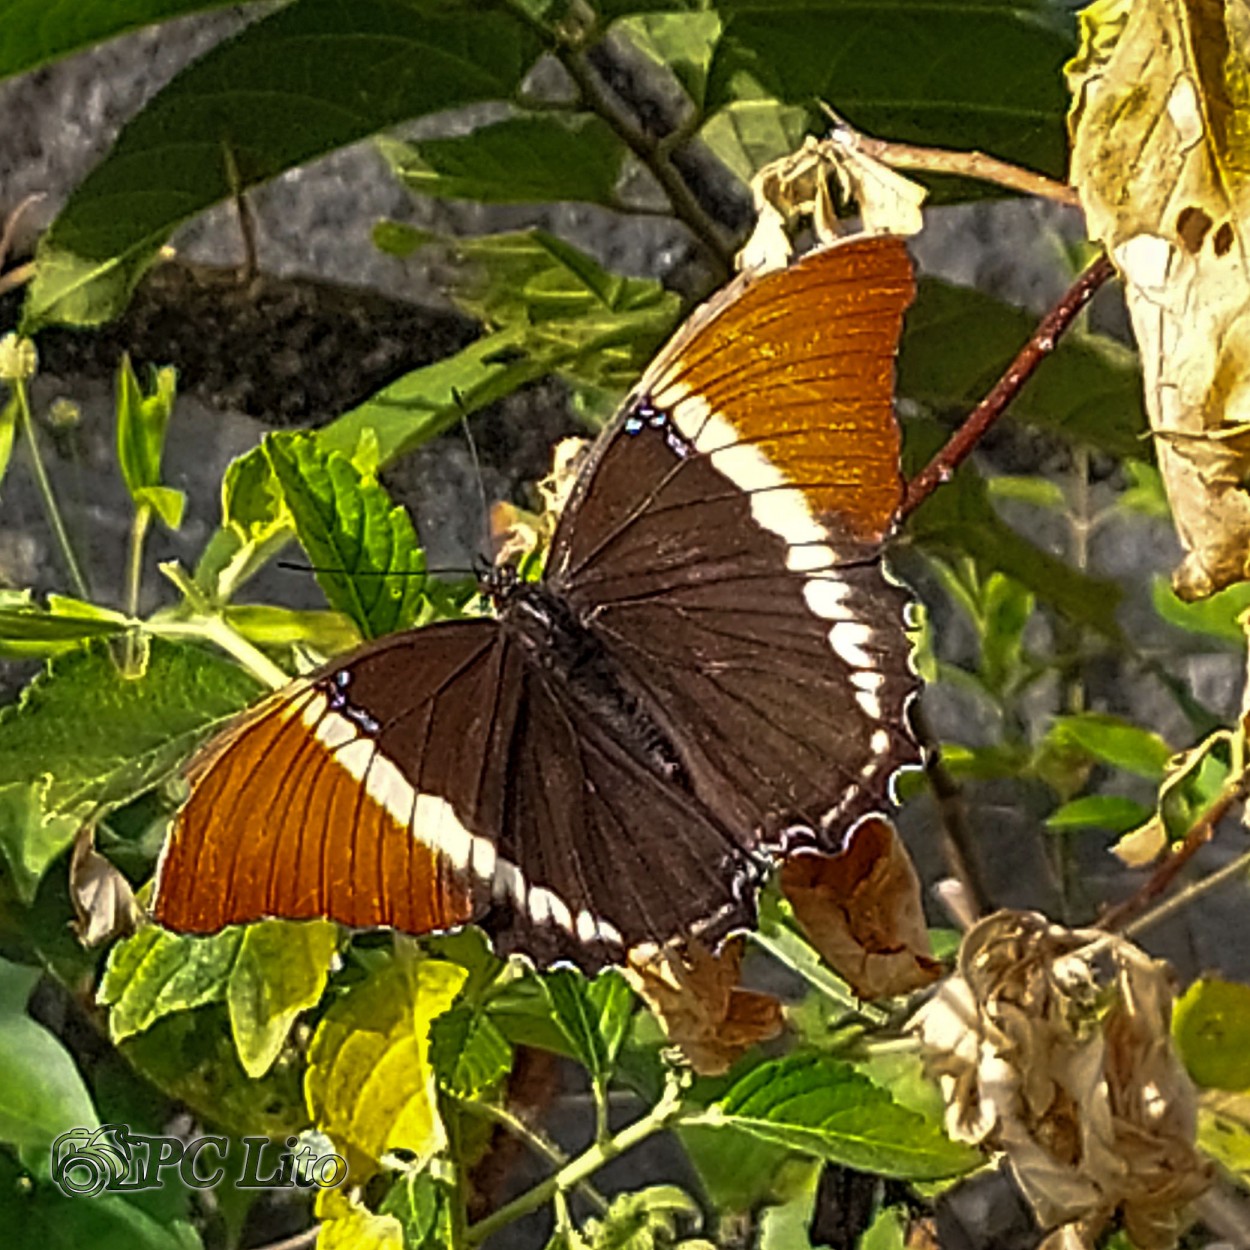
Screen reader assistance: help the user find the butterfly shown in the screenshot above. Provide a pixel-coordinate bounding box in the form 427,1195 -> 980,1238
153,233 -> 920,970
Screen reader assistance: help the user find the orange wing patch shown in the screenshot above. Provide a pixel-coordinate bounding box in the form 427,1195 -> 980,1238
152,687 -> 475,937
643,235 -> 914,544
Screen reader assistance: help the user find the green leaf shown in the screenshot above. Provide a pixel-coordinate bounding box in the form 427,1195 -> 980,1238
224,605 -> 360,655
266,433 -> 426,641
1045,714 -> 1172,781
429,1004 -> 513,1098
707,1053 -> 981,1180
486,974 -> 577,1059
1045,794 -> 1153,835
900,278 -> 1146,459
133,486 -> 185,531
976,573 -> 1034,697
0,638 -> 259,818
1118,462 -> 1171,519
1152,575 -> 1250,645
0,1150 -> 203,1250
619,12 -> 723,107
699,98 -> 812,183
448,229 -> 676,333
100,926 -> 243,1043
0,595 -> 131,659
0,1014 -> 99,1160
319,328 -> 552,468
0,1 -> 253,81
378,1170 -> 455,1250
378,113 -> 629,205
305,957 -> 467,1178
116,356 -> 177,497
985,475 -> 1068,511
584,1185 -> 702,1250
757,1160 -> 822,1250
0,779 -> 81,904
860,1206 -> 908,1250
0,956 -> 97,1159
371,220 -> 437,259
542,968 -> 634,1083
678,1121 -> 792,1214
1174,978 -> 1250,1091
227,919 -> 339,1079
121,1005 -> 306,1140
709,0 -> 1075,185
22,0 -> 543,328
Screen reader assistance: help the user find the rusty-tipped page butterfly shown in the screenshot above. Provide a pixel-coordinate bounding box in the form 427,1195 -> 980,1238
153,234 -> 921,969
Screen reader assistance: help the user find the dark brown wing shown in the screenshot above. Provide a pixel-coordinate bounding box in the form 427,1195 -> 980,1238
488,657 -> 760,964
154,618 -> 755,965
546,236 -> 920,851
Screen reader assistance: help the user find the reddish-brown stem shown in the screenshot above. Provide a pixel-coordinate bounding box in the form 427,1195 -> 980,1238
900,252 -> 1117,520
1098,776 -> 1250,933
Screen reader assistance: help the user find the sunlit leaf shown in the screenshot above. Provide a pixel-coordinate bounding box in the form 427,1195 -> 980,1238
0,638 -> 259,817
705,1053 -> 980,1180
266,433 -> 426,640
227,919 -> 339,1079
1174,978 -> 1250,1091
23,0 -> 543,328
1044,714 -> 1172,781
305,958 -> 466,1179
1045,794 -> 1153,835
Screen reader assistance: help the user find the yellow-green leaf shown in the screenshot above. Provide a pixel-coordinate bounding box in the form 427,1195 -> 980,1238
305,958 -> 466,1179
1174,978 -> 1250,1091
228,919 -> 339,1079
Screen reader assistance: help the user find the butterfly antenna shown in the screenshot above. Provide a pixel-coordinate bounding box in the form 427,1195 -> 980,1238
452,387 -> 492,568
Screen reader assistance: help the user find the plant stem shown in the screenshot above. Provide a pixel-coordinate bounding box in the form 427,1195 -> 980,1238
901,253 -> 1116,520
146,613 -> 289,690
121,503 -> 153,674
14,379 -> 91,599
465,1076 -> 687,1245
502,0 -> 733,281
822,111 -> 1080,206
460,1099 -> 609,1213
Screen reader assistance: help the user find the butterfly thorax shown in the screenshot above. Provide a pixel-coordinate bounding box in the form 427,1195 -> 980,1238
499,579 -> 689,786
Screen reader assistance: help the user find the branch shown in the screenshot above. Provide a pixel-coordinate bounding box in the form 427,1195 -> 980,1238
824,114 -> 1079,206
1099,771 -> 1250,934
464,1074 -> 687,1245
502,0 -> 733,281
901,253 -> 1117,520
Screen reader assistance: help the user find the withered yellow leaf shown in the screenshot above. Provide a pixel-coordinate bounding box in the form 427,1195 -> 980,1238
1068,0 -> 1250,598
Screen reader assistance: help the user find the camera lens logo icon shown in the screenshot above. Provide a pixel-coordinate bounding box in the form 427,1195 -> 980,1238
51,1125 -> 131,1196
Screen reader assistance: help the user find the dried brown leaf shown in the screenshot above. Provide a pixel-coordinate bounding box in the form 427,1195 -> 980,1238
780,817 -> 941,1000
910,911 -> 1209,1248
1067,0 -> 1250,598
69,825 -> 141,948
624,936 -> 782,1076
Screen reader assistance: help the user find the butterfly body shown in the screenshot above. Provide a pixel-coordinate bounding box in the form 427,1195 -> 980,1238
155,235 -> 921,970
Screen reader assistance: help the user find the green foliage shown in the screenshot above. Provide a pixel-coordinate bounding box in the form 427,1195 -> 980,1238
1174,978 -> 1250,1091
378,114 -> 630,205
0,638 -> 259,818
266,433 -> 427,641
115,356 -> 183,530
704,1054 -> 981,1180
